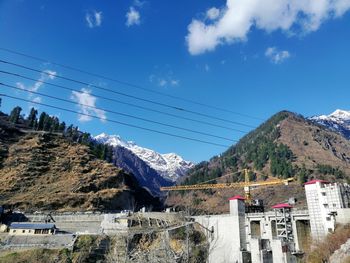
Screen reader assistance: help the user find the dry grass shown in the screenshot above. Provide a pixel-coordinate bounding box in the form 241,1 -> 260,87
0,133 -> 130,212
304,224 -> 350,263
0,248 -> 71,263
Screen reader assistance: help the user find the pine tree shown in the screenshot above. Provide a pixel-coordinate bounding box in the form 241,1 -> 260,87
65,124 -> 74,137
37,112 -> 46,130
58,121 -> 66,133
27,107 -> 38,128
9,106 -> 22,124
80,132 -> 90,145
105,145 -> 113,163
43,114 -> 52,131
298,164 -> 308,184
51,117 -> 60,132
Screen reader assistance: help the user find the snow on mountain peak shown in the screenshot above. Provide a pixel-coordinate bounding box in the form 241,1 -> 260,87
309,109 -> 350,140
94,133 -> 195,181
311,109 -> 350,122
330,109 -> 350,120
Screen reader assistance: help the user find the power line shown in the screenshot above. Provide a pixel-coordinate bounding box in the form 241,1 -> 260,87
1,82 -> 237,142
0,59 -> 257,129
0,70 -> 248,133
0,46 -> 264,121
0,93 -> 231,148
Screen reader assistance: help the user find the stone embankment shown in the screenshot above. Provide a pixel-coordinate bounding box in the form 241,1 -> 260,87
329,238 -> 350,263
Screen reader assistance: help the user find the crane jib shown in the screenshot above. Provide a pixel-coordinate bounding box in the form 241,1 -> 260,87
160,178 -> 294,191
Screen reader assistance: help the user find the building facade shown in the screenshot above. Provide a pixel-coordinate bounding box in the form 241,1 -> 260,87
9,223 -> 56,236
305,180 -> 350,241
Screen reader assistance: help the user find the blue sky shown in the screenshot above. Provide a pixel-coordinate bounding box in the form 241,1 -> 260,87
0,0 -> 350,162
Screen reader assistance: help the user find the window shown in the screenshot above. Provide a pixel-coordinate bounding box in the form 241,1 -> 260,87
22,230 -> 25,233
326,217 -> 331,221
333,204 -> 337,207
324,204 -> 329,208
322,192 -> 326,196
13,230 -> 16,233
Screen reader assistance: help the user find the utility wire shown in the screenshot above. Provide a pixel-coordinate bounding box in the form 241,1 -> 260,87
0,70 -> 249,133
1,82 -> 237,142
0,46 -> 263,121
0,59 -> 257,129
0,93 -> 231,148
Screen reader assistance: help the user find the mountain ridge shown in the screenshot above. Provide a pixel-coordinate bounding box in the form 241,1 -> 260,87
166,111 -> 350,214
309,109 -> 350,140
94,133 -> 194,182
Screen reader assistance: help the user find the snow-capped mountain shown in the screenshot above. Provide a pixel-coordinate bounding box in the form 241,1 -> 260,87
309,109 -> 350,139
94,133 -> 195,181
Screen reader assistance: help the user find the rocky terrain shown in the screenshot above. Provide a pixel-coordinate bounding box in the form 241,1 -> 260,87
110,145 -> 173,196
166,111 -> 350,214
0,117 -> 162,212
95,133 -> 194,181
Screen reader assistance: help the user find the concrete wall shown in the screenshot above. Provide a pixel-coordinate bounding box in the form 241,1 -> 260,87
335,208 -> 350,225
1,234 -> 75,250
194,214 -> 243,263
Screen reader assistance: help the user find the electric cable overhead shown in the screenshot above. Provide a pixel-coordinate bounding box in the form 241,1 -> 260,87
0,93 -> 231,148
0,70 -> 248,133
0,59 -> 257,129
0,82 -> 237,142
0,46 -> 263,121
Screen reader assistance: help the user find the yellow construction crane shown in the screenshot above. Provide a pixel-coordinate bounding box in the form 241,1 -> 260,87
160,169 -> 294,204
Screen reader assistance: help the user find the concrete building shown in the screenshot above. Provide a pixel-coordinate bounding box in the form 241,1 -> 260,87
194,196 -> 308,263
9,222 -> 56,236
305,180 -> 350,241
193,180 -> 350,263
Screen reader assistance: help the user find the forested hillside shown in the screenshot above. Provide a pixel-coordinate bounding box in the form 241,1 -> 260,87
167,111 -> 350,213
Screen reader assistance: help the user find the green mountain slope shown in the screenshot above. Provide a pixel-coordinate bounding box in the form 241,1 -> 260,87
167,111 -> 350,214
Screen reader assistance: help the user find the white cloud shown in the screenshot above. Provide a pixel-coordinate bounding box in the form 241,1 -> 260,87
71,88 -> 106,122
126,7 -> 141,27
154,78 -> 179,88
186,0 -> 350,55
133,0 -> 146,8
32,97 -> 42,103
265,47 -> 290,64
207,7 -> 220,20
16,69 -> 57,104
149,67 -> 179,88
170,79 -> 179,86
158,79 -> 167,87
85,10 -> 102,28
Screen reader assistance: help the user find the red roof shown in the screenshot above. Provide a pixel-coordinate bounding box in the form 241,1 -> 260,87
272,203 -> 293,209
304,179 -> 330,185
228,195 -> 245,201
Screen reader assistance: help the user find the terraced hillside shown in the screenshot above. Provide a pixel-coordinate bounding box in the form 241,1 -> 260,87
0,116 -> 162,212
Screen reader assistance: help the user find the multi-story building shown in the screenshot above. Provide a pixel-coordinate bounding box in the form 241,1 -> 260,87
305,179 -> 350,241
194,180 -> 350,263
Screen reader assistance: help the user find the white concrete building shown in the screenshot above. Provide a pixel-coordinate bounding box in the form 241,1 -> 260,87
305,180 -> 350,241
193,196 -> 308,263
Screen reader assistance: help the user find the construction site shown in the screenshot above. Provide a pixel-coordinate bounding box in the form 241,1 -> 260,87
1,169 -> 350,262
